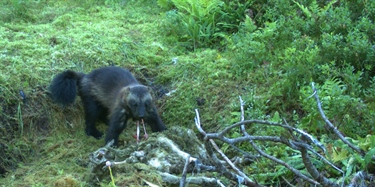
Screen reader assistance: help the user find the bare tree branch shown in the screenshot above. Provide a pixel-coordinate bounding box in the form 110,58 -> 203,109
300,147 -> 339,186
348,171 -> 375,187
180,155 -> 190,187
204,118 -> 324,152
311,82 -> 365,156
159,172 -> 223,186
292,141 -> 343,174
237,97 -> 321,186
195,109 -> 263,187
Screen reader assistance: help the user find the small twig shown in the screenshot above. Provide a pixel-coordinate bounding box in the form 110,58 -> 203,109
239,96 -> 245,122
206,133 -> 285,144
283,118 -> 326,153
209,139 -> 254,184
180,155 -> 190,187
204,141 -> 254,186
194,109 -> 206,136
281,176 -> 296,187
207,118 -> 324,149
193,159 -> 216,172
217,180 -> 226,187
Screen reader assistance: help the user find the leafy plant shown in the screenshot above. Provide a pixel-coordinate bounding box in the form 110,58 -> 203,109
172,0 -> 224,50
229,20 -> 277,77
217,0 -> 252,34
328,135 -> 375,182
158,0 -> 252,50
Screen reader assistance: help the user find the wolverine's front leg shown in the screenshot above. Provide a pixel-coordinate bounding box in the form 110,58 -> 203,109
145,105 -> 167,132
105,108 -> 128,146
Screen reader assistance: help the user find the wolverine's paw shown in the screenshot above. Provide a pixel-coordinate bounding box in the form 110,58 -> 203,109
132,133 -> 149,141
86,129 -> 103,139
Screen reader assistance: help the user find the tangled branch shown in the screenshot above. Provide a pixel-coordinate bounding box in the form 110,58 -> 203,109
193,83 -> 375,186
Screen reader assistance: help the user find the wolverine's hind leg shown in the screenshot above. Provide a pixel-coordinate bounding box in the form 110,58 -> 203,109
81,95 -> 105,139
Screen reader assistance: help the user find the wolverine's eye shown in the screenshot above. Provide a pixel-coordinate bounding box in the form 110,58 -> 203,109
144,100 -> 151,109
128,100 -> 137,108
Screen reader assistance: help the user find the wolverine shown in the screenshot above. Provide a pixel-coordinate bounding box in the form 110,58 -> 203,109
49,66 -> 167,146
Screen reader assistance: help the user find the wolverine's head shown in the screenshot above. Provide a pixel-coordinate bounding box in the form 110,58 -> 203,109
121,85 -> 153,120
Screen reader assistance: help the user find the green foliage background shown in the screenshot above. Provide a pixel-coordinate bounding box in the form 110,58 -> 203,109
0,0 -> 375,185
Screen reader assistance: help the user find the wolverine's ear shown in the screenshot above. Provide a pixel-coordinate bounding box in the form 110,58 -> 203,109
146,86 -> 156,99
147,86 -> 153,93
119,87 -> 131,103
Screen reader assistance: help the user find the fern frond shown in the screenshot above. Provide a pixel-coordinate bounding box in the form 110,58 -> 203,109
293,0 -> 312,18
323,0 -> 338,12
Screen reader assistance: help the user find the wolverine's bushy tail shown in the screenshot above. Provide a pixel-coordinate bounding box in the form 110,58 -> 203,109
49,70 -> 85,105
